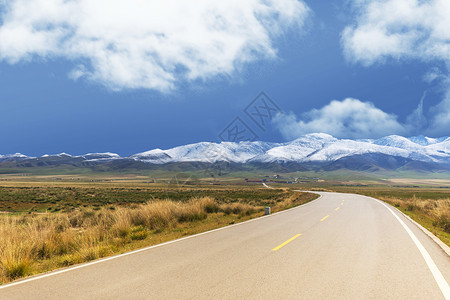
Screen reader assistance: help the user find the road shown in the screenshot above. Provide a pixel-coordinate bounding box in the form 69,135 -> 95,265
1,191 -> 449,299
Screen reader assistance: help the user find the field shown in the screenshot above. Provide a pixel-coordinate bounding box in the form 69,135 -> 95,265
0,176 -> 317,284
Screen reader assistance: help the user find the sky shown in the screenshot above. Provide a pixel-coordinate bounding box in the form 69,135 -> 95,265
0,0 -> 449,156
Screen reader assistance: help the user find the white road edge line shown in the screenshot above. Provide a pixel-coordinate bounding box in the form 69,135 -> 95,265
289,190 -> 449,299
394,207 -> 450,257
374,198 -> 450,300
0,191 -> 321,290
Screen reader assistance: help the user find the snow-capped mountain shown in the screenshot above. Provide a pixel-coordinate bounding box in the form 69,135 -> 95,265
129,141 -> 277,164
81,153 -> 122,161
39,152 -> 122,161
1,134 -> 449,172
0,153 -> 33,162
128,133 -> 450,165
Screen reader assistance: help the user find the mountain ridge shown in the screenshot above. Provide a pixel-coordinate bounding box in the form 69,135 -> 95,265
1,133 -> 449,172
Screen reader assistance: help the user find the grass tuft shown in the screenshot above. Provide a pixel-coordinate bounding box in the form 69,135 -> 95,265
0,183 -> 316,283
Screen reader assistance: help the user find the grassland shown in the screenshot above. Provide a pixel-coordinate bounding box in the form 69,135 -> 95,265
0,178 -> 317,284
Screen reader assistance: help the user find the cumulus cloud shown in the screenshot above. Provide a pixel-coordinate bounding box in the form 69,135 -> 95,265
0,0 -> 309,91
342,0 -> 450,65
274,98 -> 407,139
341,0 -> 450,136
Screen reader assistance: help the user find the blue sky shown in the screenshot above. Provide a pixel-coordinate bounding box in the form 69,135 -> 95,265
0,0 -> 449,156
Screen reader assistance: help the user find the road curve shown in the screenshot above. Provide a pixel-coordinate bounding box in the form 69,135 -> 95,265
1,191 -> 449,299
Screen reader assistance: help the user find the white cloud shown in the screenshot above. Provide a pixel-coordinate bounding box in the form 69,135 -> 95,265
274,98 -> 407,139
405,91 -> 427,132
0,0 -> 309,91
341,0 -> 450,137
428,88 -> 450,135
423,67 -> 446,84
342,0 -> 450,65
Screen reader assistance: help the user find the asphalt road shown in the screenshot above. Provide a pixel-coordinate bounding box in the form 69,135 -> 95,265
1,191 -> 449,299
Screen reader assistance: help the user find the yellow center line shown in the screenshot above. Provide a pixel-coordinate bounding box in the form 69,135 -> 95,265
272,234 -> 302,251
335,207 -> 340,211
320,215 -> 329,222
340,202 -> 344,206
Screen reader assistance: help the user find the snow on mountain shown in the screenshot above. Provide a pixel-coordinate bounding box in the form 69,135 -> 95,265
0,153 -> 32,161
41,152 -> 73,158
129,149 -> 172,164
1,134 -> 449,166
373,135 -> 423,149
82,153 -> 122,161
426,138 -> 450,156
128,133 -> 450,164
251,133 -> 334,162
0,152 -> 121,163
408,135 -> 449,146
264,136 -> 413,163
130,141 -> 278,164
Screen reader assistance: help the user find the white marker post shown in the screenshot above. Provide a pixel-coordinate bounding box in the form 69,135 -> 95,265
265,207 -> 271,215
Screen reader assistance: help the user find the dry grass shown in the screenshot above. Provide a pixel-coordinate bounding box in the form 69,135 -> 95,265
381,196 -> 450,237
0,184 -> 318,284
272,192 -> 310,212
0,196 -> 283,284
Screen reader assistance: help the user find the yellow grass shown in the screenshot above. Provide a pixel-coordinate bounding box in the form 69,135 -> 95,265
0,192 -> 316,283
0,197 -> 217,283
379,196 -> 450,245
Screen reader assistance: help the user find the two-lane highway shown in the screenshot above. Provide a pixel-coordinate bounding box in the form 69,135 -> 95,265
1,192 -> 449,299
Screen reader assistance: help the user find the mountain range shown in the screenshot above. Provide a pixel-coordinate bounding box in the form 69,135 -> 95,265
1,133 -> 450,173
